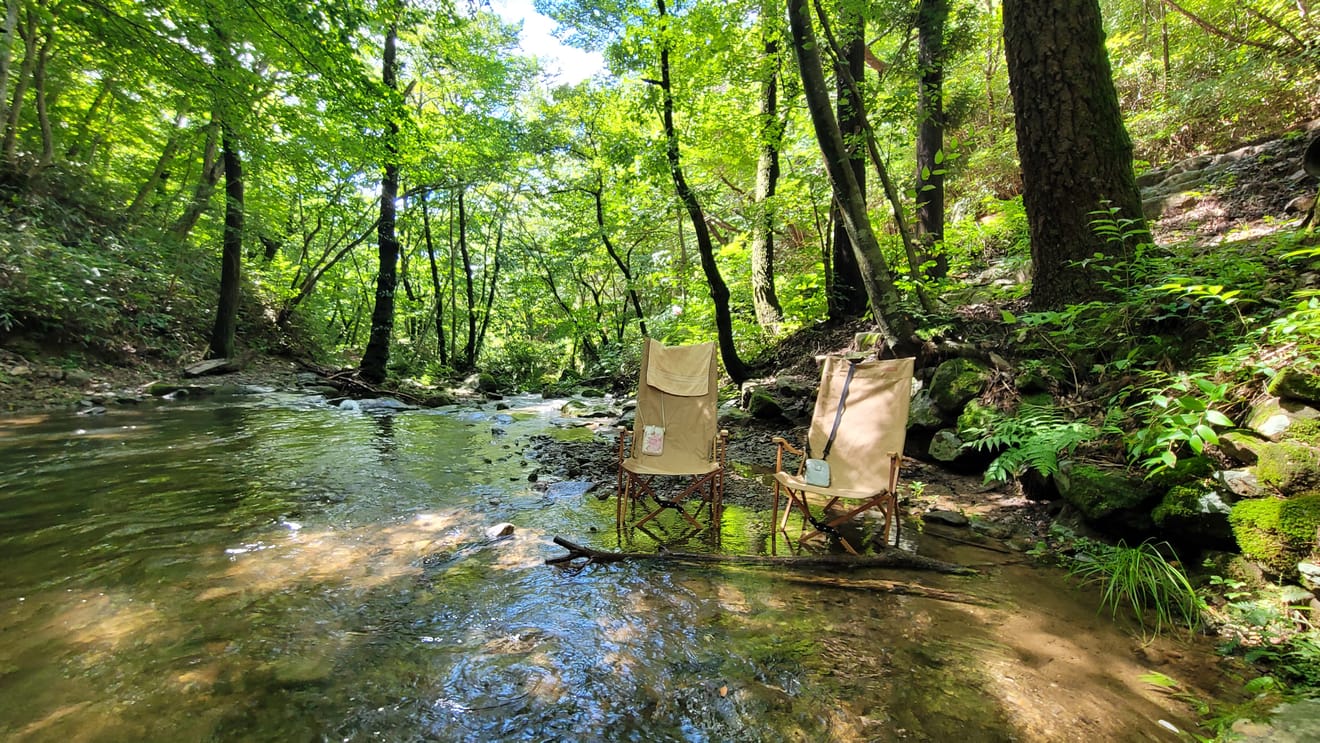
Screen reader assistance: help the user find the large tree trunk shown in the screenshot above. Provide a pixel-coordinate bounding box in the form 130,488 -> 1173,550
0,0 -> 18,136
205,122 -> 242,360
750,7 -> 784,333
827,10 -> 868,322
27,19 -> 54,175
1002,0 -> 1147,309
358,20 -> 402,384
457,187 -> 477,371
787,0 -> 915,350
655,0 -> 750,383
915,0 -> 949,279
2,3 -> 36,170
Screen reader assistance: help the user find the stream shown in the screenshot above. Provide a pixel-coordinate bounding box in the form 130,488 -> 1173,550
0,390 -> 1228,741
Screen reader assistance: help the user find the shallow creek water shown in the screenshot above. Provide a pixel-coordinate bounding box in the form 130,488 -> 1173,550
0,392 -> 1227,741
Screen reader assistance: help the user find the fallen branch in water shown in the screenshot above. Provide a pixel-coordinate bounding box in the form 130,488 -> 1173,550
545,536 -> 975,575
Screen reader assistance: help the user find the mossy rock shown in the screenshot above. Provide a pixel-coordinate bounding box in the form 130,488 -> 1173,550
1268,368 -> 1320,406
1055,463 -> 1159,531
1218,430 -> 1269,466
1282,417 -> 1320,447
1247,397 -> 1320,440
907,389 -> 947,429
1229,494 -> 1320,577
1014,364 -> 1061,394
929,358 -> 990,414
1252,440 -> 1320,492
744,389 -> 787,422
1152,482 -> 1235,549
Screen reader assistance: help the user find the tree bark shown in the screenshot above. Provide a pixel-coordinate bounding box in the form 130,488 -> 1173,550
2,3 -> 36,170
787,0 -> 915,350
1002,0 -> 1148,309
827,10 -> 868,321
127,108 -> 188,222
205,121 -> 242,360
0,0 -> 18,138
28,19 -> 54,175
169,115 -> 222,242
750,8 -> 785,333
654,0 -> 750,382
915,0 -> 949,279
359,19 -> 402,384
589,184 -> 647,336
457,187 -> 477,371
422,193 -> 448,367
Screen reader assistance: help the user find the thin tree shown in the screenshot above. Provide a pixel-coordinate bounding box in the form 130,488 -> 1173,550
915,0 -> 949,279
750,0 -> 785,332
787,0 -> 915,349
650,0 -> 750,382
827,4 -> 868,321
359,12 -> 403,383
1002,0 -> 1147,309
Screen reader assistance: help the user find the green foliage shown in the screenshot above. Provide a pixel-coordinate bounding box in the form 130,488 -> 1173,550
1126,373 -> 1235,475
1067,539 -> 1203,638
961,402 -> 1105,483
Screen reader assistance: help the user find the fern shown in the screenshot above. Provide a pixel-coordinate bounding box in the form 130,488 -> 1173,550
962,403 -> 1103,483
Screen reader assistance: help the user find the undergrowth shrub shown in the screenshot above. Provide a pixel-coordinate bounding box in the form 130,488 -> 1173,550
961,402 -> 1110,483
1068,538 -> 1203,638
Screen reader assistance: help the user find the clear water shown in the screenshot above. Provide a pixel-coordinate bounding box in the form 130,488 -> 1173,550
0,393 -> 1200,741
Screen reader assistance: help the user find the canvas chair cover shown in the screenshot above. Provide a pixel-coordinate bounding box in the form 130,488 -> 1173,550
624,339 -> 720,477
773,355 -> 914,552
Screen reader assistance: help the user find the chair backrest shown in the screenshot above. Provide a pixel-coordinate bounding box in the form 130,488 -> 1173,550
630,338 -> 719,473
805,356 -> 914,493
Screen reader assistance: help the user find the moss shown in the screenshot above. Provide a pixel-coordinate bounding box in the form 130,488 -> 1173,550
955,400 -> 997,438
929,358 -> 990,414
1252,441 -> 1320,492
1229,494 -> 1320,576
1267,369 -> 1320,405
1058,463 -> 1156,521
1282,417 -> 1320,447
1152,483 -> 1207,526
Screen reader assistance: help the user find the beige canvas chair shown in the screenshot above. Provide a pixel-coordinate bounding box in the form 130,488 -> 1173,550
616,338 -> 728,536
771,355 -> 914,555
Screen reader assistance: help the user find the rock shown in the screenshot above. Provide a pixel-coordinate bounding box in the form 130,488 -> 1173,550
183,358 -> 239,378
463,372 -> 499,393
77,406 -> 106,415
1230,494 -> 1320,578
927,428 -> 965,463
743,388 -> 787,422
1213,468 -> 1262,498
924,509 -> 969,527
1218,431 -> 1269,465
1247,397 -> 1320,440
928,358 -> 991,414
9,365 -> 30,377
1268,369 -> 1320,405
485,522 -> 515,538
907,389 -> 946,429
63,369 -> 92,387
1054,462 -> 1159,534
1151,482 -> 1235,549
1250,440 -> 1320,492
1298,561 -> 1320,591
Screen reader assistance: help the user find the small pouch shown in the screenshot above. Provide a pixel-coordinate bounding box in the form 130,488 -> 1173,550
641,425 -> 666,456
803,458 -> 830,487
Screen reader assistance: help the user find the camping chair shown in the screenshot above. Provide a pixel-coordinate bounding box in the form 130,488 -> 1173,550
771,355 -> 914,555
616,338 -> 728,538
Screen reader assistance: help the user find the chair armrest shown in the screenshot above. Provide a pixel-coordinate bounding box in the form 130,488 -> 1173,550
772,436 -> 805,457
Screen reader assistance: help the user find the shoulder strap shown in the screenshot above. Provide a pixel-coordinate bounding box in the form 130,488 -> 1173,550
820,359 -> 858,460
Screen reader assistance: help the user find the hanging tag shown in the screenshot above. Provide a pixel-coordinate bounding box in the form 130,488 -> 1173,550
641,425 -> 666,456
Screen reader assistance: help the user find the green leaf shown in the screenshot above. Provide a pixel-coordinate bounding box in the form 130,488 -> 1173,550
934,149 -> 945,164
1000,309 -> 1017,324
1204,410 -> 1233,427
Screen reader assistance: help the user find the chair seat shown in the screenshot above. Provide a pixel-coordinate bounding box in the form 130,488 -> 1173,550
623,458 -> 722,477
773,471 -> 885,501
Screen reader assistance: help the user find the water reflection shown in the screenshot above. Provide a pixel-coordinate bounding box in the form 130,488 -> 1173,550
0,395 -> 1206,742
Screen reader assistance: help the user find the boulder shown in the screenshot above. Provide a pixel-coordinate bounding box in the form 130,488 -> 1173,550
1250,440 -> 1320,492
1151,482 -> 1235,549
485,522 -> 516,539
928,358 -> 991,414
1267,368 -> 1320,406
907,389 -> 946,429
1247,396 -> 1320,440
1229,493 -> 1320,578
1054,462 -> 1160,534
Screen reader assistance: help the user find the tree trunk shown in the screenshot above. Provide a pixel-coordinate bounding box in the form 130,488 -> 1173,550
654,0 -> 750,383
359,20 -> 402,384
205,122 -> 242,360
457,187 -> 478,371
422,193 -> 448,367
127,108 -> 188,222
750,9 -> 784,333
787,0 -> 915,350
590,184 -> 647,336
1002,0 -> 1148,309
827,10 -> 868,321
0,0 -> 18,136
169,116 -> 222,242
915,0 -> 949,279
27,20 -> 54,175
2,4 -> 36,170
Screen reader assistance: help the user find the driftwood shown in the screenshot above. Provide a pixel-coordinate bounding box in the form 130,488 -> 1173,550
923,529 -> 1015,554
545,537 -> 976,575
297,360 -> 431,406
